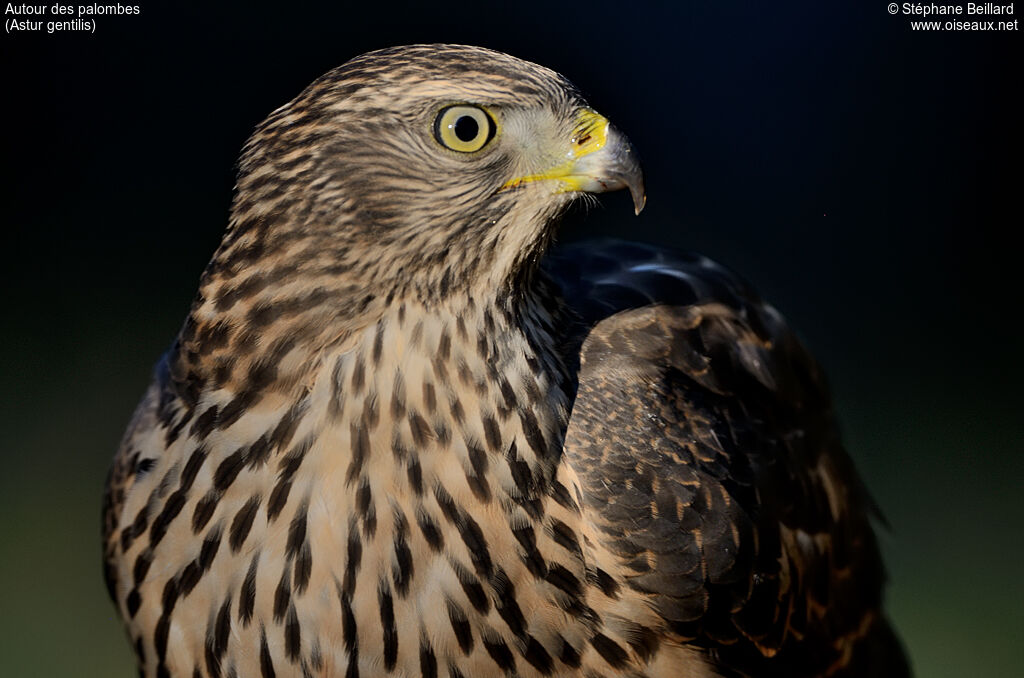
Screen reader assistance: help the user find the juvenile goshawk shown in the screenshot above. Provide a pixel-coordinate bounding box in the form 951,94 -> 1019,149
102,44 -> 909,677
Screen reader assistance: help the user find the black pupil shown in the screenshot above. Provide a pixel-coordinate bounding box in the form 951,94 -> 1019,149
453,115 -> 480,142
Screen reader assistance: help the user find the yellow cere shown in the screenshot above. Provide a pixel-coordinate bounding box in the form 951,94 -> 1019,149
501,109 -> 610,193
569,109 -> 609,159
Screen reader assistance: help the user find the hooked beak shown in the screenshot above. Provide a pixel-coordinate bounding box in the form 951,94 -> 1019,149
501,109 -> 646,215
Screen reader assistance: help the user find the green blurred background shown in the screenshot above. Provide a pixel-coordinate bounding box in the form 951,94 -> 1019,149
2,1 -> 1020,676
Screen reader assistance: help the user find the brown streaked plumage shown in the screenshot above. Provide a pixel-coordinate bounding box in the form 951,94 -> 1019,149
102,44 -> 909,678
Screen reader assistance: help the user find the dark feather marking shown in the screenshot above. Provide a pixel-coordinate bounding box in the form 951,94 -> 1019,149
407,457 -> 423,495
203,620 -> 222,677
229,496 -> 261,552
498,377 -> 518,413
343,522 -> 362,596
420,638 -> 438,678
432,353 -> 450,384
121,504 -> 150,552
523,636 -> 554,675
625,624 -> 660,662
285,604 -> 301,660
151,490 -> 187,545
434,484 -> 459,523
274,563 -> 292,622
180,446 -> 209,491
214,597 -> 232,661
481,413 -> 501,452
434,421 -> 452,447
199,527 -> 222,573
268,437 -> 312,521
267,399 -> 308,458
512,525 -> 547,577
468,443 -> 488,476
492,568 -> 526,638
294,542 -> 312,594
240,554 -> 259,626
449,396 -> 464,425
550,481 -> 580,514
349,422 -> 370,482
391,372 -> 407,419
380,587 -> 398,671
550,518 -> 582,558
416,509 -> 444,551
437,489 -> 492,577
453,560 -> 489,614
191,405 -> 220,439
422,381 -> 437,414
155,613 -> 171,662
133,551 -> 152,586
391,437 -> 411,462
191,492 -> 218,533
351,355 -> 365,393
482,635 -> 516,672
589,567 -> 620,599
363,392 -> 380,431
558,636 -> 582,668
506,445 -> 540,518
246,434 -> 272,469
356,481 -> 372,518
339,586 -> 357,651
260,627 -> 277,678
286,501 -> 309,559
465,469 -> 491,502
517,407 -> 548,459
164,411 -> 189,447
476,332 -> 490,360
410,320 -> 424,348
214,448 -> 248,492
126,588 -> 141,617
409,411 -> 432,447
217,389 -> 257,431
393,528 -> 414,597
372,321 -> 385,365
178,560 -> 201,597
590,633 -> 629,669
438,328 -> 451,359
268,478 -> 294,523
447,599 -> 473,653
546,563 -> 583,597
362,500 -> 377,538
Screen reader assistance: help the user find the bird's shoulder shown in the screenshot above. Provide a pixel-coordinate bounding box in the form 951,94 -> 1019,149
544,239 -> 907,676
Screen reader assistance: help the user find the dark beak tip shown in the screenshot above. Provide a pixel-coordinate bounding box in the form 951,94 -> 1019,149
633,190 -> 647,216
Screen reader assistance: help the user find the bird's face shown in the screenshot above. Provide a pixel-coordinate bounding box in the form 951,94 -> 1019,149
225,44 -> 644,302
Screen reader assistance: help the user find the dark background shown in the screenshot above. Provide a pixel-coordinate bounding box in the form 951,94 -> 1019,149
2,1 -> 1020,675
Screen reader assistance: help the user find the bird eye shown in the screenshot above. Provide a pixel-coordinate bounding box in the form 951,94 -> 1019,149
435,105 -> 496,153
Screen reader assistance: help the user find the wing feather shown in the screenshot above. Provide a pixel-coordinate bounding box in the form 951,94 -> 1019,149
547,240 -> 909,676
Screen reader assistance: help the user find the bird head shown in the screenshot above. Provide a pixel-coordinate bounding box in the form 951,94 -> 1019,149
218,44 -> 644,306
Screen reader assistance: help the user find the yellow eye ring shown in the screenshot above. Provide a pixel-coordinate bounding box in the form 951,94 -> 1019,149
434,105 -> 496,153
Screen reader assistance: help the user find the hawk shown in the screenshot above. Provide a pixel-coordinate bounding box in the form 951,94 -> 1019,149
103,44 -> 910,677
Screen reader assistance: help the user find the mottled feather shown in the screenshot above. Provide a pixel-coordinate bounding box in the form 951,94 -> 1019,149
103,45 -> 909,678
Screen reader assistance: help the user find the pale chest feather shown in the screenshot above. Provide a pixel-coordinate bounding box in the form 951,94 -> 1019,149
113,300 -> 662,678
